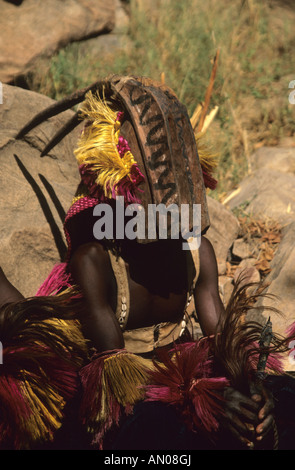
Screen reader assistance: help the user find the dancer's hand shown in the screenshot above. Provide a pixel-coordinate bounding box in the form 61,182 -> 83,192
250,384 -> 275,444
223,386 -> 275,448
223,387 -> 260,448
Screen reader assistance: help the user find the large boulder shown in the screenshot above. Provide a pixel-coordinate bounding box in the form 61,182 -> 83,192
251,146 -> 295,174
76,0 -> 131,62
258,222 -> 295,332
206,196 -> 240,264
224,145 -> 295,370
0,84 -> 81,296
0,0 -> 116,83
248,221 -> 295,371
225,147 -> 295,224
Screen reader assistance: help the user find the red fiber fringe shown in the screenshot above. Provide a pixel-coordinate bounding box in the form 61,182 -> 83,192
144,341 -> 229,433
35,263 -> 71,296
79,350 -> 124,448
112,164 -> 145,205
202,169 -> 218,190
0,345 -> 79,449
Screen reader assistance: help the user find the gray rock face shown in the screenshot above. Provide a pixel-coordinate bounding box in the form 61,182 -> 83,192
0,0 -> 116,83
206,196 -> 240,263
0,84 -> 81,296
251,146 -> 295,174
232,238 -> 251,260
226,167 -> 295,224
225,144 -> 295,370
255,222 -> 295,329
226,147 -> 295,224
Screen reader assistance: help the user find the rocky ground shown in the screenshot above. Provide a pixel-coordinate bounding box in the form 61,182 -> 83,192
220,143 -> 295,371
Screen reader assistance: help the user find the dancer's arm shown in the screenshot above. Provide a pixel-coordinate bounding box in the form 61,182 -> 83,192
69,242 -> 124,352
0,267 -> 24,309
194,236 -> 225,336
194,236 -> 274,447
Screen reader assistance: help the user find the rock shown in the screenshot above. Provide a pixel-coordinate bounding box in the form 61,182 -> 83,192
77,0 -> 131,59
113,0 -> 130,34
238,258 -> 257,269
250,146 -> 295,174
77,32 -> 131,61
225,167 -> 295,224
232,238 -> 251,260
0,0 -> 116,83
218,276 -> 234,307
0,84 -> 81,296
248,222 -> 295,371
206,196 -> 240,263
233,265 -> 260,288
222,145 -> 295,370
217,260 -> 227,276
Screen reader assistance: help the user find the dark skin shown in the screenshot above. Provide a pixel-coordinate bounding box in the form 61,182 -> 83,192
0,267 -> 24,306
0,235 -> 274,447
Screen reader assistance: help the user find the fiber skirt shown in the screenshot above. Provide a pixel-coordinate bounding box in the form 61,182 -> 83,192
46,374 -> 295,451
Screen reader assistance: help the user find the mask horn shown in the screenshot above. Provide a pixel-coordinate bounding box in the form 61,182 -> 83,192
15,81 -> 104,141
40,112 -> 80,157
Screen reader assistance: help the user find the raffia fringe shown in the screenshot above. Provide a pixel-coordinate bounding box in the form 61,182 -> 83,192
74,91 -> 138,199
0,347 -> 80,449
0,304 -> 87,448
79,349 -> 154,447
103,351 -> 153,406
195,133 -> 218,190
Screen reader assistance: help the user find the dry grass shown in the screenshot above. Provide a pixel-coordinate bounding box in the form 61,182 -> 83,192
226,213 -> 282,280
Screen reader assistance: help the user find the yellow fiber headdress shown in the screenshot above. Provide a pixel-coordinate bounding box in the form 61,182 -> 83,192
74,91 -> 145,205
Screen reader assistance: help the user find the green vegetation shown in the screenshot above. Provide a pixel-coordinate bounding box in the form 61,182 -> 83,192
27,0 -> 295,198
